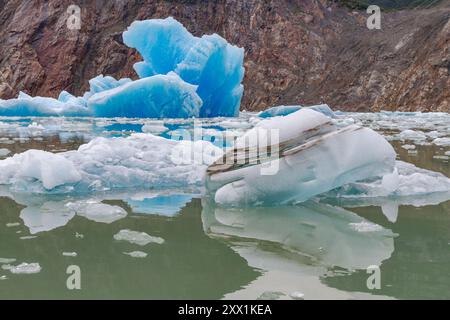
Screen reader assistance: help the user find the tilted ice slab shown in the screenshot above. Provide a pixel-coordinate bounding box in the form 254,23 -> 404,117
123,17 -> 245,117
206,109 -> 397,206
0,133 -> 222,194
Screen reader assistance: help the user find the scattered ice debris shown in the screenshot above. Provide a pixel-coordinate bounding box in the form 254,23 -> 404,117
432,137 -> 450,146
62,252 -> 78,257
349,222 -> 383,233
289,291 -> 305,300
6,222 -> 20,227
0,148 -> 10,157
0,275 -> 7,280
259,104 -> 335,118
114,229 -> 165,246
9,262 -> 41,274
207,109 -> 396,206
123,251 -> 148,258
0,258 -> 16,264
0,133 -> 222,193
327,160 -> 450,200
401,144 -> 416,150
1,264 -> 13,270
66,200 -> 127,224
397,130 -> 427,141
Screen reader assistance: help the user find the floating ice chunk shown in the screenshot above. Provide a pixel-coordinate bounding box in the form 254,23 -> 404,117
207,109 -> 396,206
10,262 -> 41,274
123,17 -> 245,117
446,151 -> 450,156
123,251 -> 148,258
0,149 -> 81,190
88,73 -> 202,118
0,133 -> 222,193
401,144 -> 416,150
6,222 -> 20,227
259,104 -> 335,118
324,161 -> 450,202
0,92 -> 91,117
0,275 -> 7,280
289,291 -> 305,300
0,148 -> 10,157
397,129 -> 427,141
66,200 -> 127,223
62,252 -> 78,257
114,229 -> 165,246
433,137 -> 450,146
141,122 -> 168,134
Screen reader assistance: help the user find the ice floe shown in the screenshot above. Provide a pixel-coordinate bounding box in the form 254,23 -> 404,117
123,251 -> 148,258
9,262 -> 41,274
0,133 -> 222,193
113,229 -> 165,246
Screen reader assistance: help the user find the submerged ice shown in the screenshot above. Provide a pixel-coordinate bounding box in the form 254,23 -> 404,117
0,17 -> 244,119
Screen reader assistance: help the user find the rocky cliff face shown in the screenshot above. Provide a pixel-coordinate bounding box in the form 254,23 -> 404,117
0,0 -> 448,112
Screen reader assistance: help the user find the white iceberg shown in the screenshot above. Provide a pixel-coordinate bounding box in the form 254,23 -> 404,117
0,133 -> 222,193
207,109 -> 397,206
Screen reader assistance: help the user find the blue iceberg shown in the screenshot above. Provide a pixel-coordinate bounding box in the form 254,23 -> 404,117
88,73 -> 202,118
0,17 -> 244,119
123,17 -> 245,117
259,104 -> 335,118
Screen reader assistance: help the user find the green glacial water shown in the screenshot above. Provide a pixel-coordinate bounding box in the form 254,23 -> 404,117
0,114 -> 449,300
